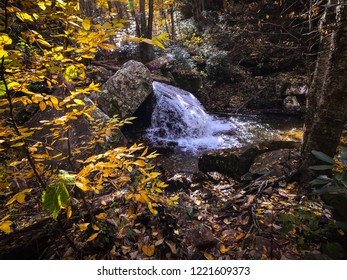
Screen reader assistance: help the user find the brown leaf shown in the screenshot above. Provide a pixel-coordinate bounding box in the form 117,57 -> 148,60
165,240 -> 177,254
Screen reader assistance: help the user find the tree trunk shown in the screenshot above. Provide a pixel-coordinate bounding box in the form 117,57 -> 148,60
139,0 -> 146,37
170,5 -> 175,41
192,0 -> 205,21
300,0 -> 347,184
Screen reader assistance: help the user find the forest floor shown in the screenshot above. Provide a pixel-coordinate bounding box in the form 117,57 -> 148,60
1,135 -> 346,260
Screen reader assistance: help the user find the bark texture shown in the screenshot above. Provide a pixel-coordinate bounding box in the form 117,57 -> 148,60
300,0 -> 347,184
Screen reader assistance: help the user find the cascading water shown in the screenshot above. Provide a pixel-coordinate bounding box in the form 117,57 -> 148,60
146,82 -> 239,153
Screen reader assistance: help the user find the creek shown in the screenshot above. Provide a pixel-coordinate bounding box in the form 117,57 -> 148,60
123,82 -> 303,175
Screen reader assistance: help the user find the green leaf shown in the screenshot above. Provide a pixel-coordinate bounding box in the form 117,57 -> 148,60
59,170 -> 75,185
42,183 -> 70,220
312,186 -> 344,195
57,182 -> 70,208
309,165 -> 333,170
311,150 -> 334,164
309,175 -> 332,185
42,185 -> 60,220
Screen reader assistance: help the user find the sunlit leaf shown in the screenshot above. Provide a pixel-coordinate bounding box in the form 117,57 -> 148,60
203,251 -> 214,260
39,101 -> 47,111
0,220 -> 13,234
95,212 -> 107,220
82,18 -> 91,31
86,232 -> 99,242
79,223 -> 90,231
16,12 -> 34,22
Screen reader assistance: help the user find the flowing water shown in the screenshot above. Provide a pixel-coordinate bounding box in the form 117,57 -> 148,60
146,82 -> 301,154
124,82 -> 302,175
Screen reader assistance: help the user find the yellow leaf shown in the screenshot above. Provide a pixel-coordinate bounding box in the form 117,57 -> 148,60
16,192 -> 26,204
266,15 -> 270,20
92,224 -> 100,231
219,244 -> 232,254
39,101 -> 47,111
67,206 -> 72,219
73,99 -> 85,105
134,159 -> 146,167
38,1 -> 46,10
37,39 -> 52,47
50,96 -> 60,109
79,223 -> 89,231
1,214 -> 11,221
100,43 -> 117,51
10,142 -> 25,148
204,251 -> 214,260
16,12 -> 34,22
86,232 -> 99,242
95,212 -> 107,220
0,33 -> 12,46
142,244 -> 155,257
75,182 -> 90,192
82,18 -> 91,31
148,202 -> 158,215
0,220 -> 13,234
235,231 -> 245,241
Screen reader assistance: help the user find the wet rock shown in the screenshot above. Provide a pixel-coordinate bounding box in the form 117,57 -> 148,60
91,60 -> 152,119
191,223 -> 219,249
198,141 -> 300,180
146,55 -> 174,72
86,66 -> 113,84
248,149 -> 300,179
170,68 -> 202,94
283,96 -> 302,113
166,173 -> 192,192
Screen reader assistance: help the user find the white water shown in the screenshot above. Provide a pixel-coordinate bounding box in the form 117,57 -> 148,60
146,82 -> 239,153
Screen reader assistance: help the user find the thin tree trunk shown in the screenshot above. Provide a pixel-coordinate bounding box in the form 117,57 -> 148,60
147,0 -> 154,39
300,0 -> 347,184
139,0 -> 146,37
170,5 -> 175,41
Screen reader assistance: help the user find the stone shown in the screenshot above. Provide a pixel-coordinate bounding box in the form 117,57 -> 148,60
198,141 -> 300,180
283,95 -> 301,113
248,149 -> 300,179
91,60 -> 152,119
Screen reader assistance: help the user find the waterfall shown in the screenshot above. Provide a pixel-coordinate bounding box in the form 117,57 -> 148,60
146,82 -> 238,152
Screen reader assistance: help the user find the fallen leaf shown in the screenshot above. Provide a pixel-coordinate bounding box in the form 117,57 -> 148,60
204,251 -> 214,260
0,220 -> 13,234
165,240 -> 177,254
142,244 -> 155,257
86,232 -> 99,242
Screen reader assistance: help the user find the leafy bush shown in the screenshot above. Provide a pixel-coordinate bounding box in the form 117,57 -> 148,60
309,147 -> 347,195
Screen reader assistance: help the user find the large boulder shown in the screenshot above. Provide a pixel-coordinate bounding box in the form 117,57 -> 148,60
198,141 -> 300,180
91,60 -> 152,119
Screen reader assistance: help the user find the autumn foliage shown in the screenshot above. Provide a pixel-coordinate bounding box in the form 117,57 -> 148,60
0,0 -> 175,256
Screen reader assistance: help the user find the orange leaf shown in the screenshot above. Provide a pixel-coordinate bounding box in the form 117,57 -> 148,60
204,251 -> 214,260
86,232 -> 99,242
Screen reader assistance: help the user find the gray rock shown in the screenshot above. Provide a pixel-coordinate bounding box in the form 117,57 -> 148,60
283,95 -> 301,113
198,141 -> 300,180
91,60 -> 152,119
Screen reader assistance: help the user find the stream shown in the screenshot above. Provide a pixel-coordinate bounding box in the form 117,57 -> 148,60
124,82 -> 303,176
